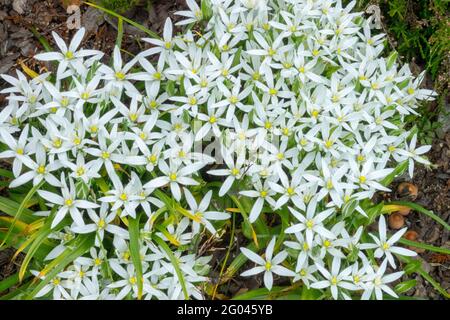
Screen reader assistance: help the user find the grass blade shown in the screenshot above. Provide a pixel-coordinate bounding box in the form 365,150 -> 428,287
388,201 -> 450,231
128,214 -> 144,300
152,234 -> 189,300
0,181 -> 43,249
26,234 -> 95,299
84,1 -> 161,39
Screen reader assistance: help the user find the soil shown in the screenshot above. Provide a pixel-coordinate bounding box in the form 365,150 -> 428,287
0,0 -> 449,299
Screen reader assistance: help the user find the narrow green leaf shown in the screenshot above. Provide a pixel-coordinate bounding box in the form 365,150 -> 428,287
26,234 -> 95,299
388,201 -> 450,231
0,181 -> 43,249
84,1 -> 160,39
128,214 -> 144,300
152,234 -> 189,300
394,279 -> 417,294
398,238 -> 450,255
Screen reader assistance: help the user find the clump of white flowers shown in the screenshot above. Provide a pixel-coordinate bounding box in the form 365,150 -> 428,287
0,0 -> 436,300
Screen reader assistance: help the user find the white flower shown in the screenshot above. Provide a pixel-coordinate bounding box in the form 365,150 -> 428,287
285,197 -> 336,247
362,259 -> 404,300
144,160 -> 205,201
38,173 -> 99,228
240,237 -> 295,290
184,188 -> 230,234
360,215 -> 417,268
34,28 -> 102,79
396,134 -> 431,178
311,256 -> 358,300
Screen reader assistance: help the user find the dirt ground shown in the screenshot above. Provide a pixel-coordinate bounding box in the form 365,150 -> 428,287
0,0 -> 448,299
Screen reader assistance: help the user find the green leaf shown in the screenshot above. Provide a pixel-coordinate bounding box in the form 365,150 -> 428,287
386,51 -> 399,69
380,160 -> 408,187
152,234 -> 189,300
398,238 -> 450,255
19,213 -> 70,281
388,201 -> 450,231
0,273 -> 30,293
84,2 -> 160,39
0,196 -> 39,224
116,17 -> 124,48
0,181 -> 43,249
394,279 -> 417,294
26,234 -> 95,299
128,214 -> 144,300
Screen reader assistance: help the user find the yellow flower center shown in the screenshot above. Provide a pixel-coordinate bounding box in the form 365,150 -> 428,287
101,151 -> 110,159
153,72 -> 162,80
300,269 -> 307,276
37,165 -> 46,174
231,168 -> 240,176
119,193 -> 128,201
265,261 -> 272,271
52,278 -> 60,286
260,190 -> 268,198
148,154 -> 157,164
129,276 -> 137,285
73,137 -> 81,145
382,242 -> 390,251
65,199 -> 73,207
287,187 -> 295,195
303,242 -> 309,251
94,258 -> 102,266
268,88 -> 278,96
331,276 -> 338,285
115,72 -> 126,80
16,148 -> 24,155
188,96 -> 197,106
326,179 -> 333,190
65,51 -> 74,59
306,219 -> 314,229
76,167 -> 85,176
53,139 -> 62,148
407,87 -> 415,95
229,96 -> 239,104
81,92 -> 90,100
324,240 -> 332,248
129,113 -> 138,122
264,121 -> 272,129
98,219 -> 106,229
298,66 -> 305,73
149,100 -> 158,109
139,132 -> 147,140
169,173 -> 177,181
359,175 -> 366,184
61,97 -> 69,107
164,41 -> 172,49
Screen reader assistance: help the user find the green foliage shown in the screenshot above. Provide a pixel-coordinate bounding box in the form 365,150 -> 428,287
354,0 -> 449,85
98,0 -> 141,14
352,0 -> 449,144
